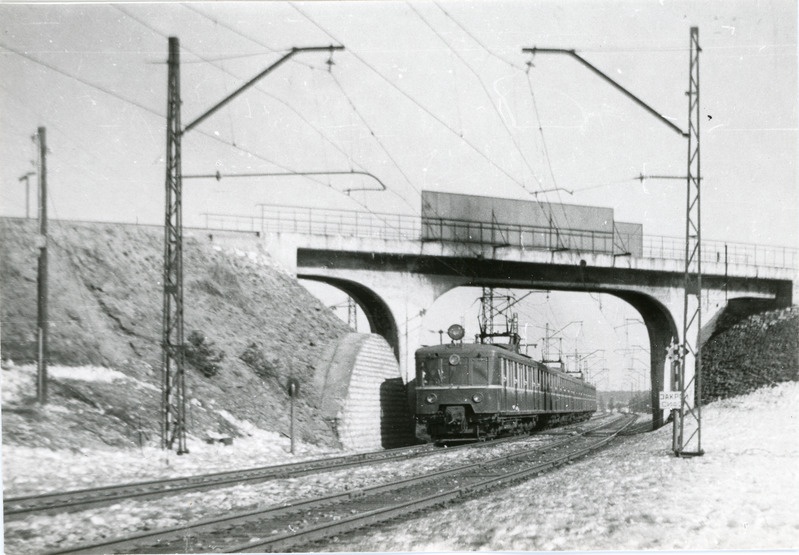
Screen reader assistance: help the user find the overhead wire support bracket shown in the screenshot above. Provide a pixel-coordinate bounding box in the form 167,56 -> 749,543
637,173 -> 702,182
521,47 -> 688,138
183,169 -> 385,194
182,45 -> 344,135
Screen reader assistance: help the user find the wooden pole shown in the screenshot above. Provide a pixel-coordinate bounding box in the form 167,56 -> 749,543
36,127 -> 48,404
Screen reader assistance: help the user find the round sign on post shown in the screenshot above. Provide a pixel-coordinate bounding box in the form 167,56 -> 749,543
287,377 -> 300,397
287,377 -> 300,455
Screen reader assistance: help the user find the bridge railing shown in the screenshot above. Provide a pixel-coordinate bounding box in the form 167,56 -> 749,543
419,217 -> 637,255
257,205 -> 422,240
201,207 -> 798,270
643,235 -> 798,269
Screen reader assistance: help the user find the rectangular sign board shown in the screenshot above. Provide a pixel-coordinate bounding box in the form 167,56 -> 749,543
659,391 -> 682,410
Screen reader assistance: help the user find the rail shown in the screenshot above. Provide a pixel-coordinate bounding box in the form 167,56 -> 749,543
201,206 -> 798,270
48,416 -> 632,554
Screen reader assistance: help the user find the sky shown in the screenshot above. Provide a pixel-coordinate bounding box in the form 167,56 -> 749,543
1,0 -> 796,389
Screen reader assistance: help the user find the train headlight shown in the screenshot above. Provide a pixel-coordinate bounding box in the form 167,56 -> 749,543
472,393 -> 484,403
447,324 -> 465,341
448,354 -> 461,366
425,394 -> 437,404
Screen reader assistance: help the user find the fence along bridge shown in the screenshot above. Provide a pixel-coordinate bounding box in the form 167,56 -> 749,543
202,204 -> 798,271
200,195 -> 795,428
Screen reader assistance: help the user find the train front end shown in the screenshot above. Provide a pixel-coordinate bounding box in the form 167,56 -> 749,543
414,325 -> 499,441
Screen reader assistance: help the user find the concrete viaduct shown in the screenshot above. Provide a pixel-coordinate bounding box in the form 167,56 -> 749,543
259,230 -> 794,425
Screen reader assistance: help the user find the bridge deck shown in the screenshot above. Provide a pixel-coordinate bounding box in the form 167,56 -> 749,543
201,206 -> 798,275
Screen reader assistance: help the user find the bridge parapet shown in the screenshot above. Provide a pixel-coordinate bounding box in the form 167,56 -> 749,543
201,206 -> 798,273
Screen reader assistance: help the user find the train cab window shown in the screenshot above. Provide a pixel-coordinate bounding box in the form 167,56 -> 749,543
422,358 -> 443,385
471,358 -> 489,385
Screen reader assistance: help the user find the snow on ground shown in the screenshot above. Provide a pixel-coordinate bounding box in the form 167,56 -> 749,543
2,381 -> 797,553
2,436 -> 570,554
329,381 -> 799,552
1,364 -> 156,407
1,365 -> 341,495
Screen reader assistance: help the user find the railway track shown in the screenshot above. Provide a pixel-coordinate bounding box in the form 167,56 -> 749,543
49,414 -> 636,554
4,443 -> 434,519
5,416 -> 604,520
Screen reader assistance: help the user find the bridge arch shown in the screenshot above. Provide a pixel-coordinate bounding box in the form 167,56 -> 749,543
299,276 -> 401,360
303,270 -> 682,428
610,290 -> 680,427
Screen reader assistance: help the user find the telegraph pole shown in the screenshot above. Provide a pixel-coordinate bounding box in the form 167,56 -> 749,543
36,127 -> 48,404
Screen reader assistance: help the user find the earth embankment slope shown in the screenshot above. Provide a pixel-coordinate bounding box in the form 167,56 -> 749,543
701,305 -> 798,402
1,218 -> 350,449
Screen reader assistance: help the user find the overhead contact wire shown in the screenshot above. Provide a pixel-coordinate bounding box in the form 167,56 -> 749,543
290,3 -> 542,196
328,71 -> 419,211
407,2 -> 546,194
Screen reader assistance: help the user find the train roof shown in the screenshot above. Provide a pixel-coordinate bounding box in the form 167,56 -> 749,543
416,342 -> 594,387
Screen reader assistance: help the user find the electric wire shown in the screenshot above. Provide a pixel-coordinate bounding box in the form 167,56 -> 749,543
433,2 -> 524,71
425,9 -> 631,270
118,4 -> 427,225
310,69 -> 334,189
181,3 -> 319,70
289,2 -> 547,197
0,31 -> 394,235
0,39 -> 286,180
523,53 -> 648,317
112,6 -> 397,215
282,5 -> 489,260
115,5 -> 358,173
172,51 -> 293,64
525,63 -> 625,323
571,178 -> 640,193
0,40 -> 163,120
182,3 -> 418,213
407,2 -> 547,194
289,2 -> 566,262
429,0 -> 592,253
524,66 -> 583,254
7,7 -> 640,329
397,3 -> 575,250
327,71 -> 419,211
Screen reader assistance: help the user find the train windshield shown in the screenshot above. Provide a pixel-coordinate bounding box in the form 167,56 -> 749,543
421,358 -> 443,385
420,356 -> 490,385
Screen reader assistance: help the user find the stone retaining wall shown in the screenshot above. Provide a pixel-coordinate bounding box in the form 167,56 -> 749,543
315,333 -> 415,450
